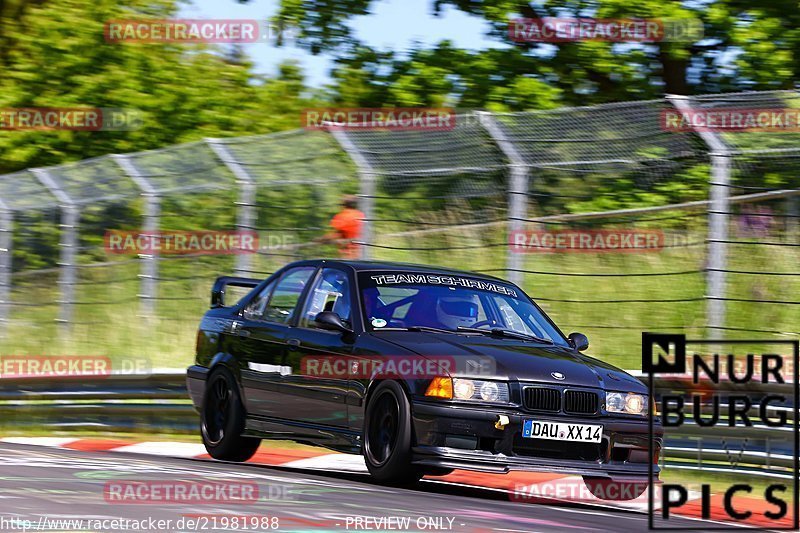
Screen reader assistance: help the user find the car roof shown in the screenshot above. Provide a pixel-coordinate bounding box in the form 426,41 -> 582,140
292,259 -> 511,284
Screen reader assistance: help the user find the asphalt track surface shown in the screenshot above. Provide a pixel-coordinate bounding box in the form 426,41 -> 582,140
0,442 -> 718,532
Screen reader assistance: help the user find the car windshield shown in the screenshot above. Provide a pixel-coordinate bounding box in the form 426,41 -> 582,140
359,272 -> 569,346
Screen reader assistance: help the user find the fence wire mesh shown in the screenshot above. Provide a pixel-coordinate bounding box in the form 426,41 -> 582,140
687,90 -> 800,340
0,91 -> 798,370
481,100 -> 712,360
337,113 -> 509,270
217,129 -> 357,276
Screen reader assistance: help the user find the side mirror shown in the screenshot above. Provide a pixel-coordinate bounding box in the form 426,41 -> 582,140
314,311 -> 353,334
568,332 -> 589,352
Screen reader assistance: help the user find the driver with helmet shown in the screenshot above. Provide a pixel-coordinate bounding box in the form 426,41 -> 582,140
428,290 -> 481,330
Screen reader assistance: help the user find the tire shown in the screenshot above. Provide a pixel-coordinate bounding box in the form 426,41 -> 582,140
582,476 -> 648,501
363,381 -> 423,485
201,366 -> 261,462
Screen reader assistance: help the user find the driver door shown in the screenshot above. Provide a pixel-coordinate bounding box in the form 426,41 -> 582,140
282,267 -> 356,428
237,266 -> 316,419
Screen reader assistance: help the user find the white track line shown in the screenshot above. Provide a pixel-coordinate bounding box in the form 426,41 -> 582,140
1,437 -> 79,447
112,441 -> 208,457
282,453 -> 370,473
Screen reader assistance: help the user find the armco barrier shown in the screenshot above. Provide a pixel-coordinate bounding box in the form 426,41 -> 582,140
0,371 -> 793,478
0,371 -> 197,434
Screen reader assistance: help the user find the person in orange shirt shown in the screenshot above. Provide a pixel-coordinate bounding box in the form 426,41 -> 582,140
316,194 -> 365,259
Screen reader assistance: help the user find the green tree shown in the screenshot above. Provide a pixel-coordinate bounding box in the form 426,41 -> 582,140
0,0 -> 317,173
275,0 -> 799,108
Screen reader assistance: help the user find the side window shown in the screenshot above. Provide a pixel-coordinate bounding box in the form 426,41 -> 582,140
372,287 -> 417,321
261,267 -> 316,324
242,280 -> 277,320
300,268 -> 352,328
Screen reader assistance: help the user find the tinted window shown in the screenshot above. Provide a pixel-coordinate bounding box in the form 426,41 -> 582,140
242,279 -> 277,320
359,271 -> 567,346
300,268 -> 352,328
261,267 -> 316,324
365,286 -> 486,325
490,294 -> 558,342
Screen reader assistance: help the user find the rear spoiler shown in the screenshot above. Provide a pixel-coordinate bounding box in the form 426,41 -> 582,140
211,276 -> 261,308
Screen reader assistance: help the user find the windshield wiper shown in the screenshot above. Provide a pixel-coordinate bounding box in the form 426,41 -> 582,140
373,325 -> 550,341
373,326 -> 462,334
457,326 -> 554,344
407,325 -> 461,334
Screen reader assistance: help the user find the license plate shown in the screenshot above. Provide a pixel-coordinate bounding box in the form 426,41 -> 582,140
522,420 -> 603,443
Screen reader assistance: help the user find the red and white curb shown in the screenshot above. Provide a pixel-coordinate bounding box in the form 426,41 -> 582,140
0,437 -> 673,511
1,437 -> 784,528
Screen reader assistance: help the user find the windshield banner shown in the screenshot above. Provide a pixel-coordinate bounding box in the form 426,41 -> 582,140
361,271 -> 519,298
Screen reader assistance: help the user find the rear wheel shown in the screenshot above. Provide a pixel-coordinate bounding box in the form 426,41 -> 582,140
582,477 -> 648,501
201,367 -> 261,462
363,381 -> 422,485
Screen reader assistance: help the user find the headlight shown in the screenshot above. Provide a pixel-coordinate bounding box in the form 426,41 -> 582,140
480,381 -> 499,401
605,392 -> 648,416
453,379 -> 475,399
452,378 -> 509,403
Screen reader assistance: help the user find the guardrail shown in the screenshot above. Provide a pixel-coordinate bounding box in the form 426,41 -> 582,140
0,371 -> 793,479
0,371 -> 197,434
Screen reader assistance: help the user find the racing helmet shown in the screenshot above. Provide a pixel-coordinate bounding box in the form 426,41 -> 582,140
435,295 -> 479,330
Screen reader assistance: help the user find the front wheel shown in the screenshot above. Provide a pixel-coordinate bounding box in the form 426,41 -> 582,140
201,367 -> 261,462
363,381 -> 422,485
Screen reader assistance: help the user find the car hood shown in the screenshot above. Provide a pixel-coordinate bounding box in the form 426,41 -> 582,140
374,331 -> 645,392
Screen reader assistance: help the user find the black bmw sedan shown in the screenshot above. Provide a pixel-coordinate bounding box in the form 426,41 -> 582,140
187,259 -> 662,499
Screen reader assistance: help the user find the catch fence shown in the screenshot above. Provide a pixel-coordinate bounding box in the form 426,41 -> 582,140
0,91 -> 798,369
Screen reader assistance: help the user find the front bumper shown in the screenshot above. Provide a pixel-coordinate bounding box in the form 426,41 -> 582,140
411,400 -> 662,479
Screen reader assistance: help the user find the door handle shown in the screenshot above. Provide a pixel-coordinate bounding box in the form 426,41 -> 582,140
287,338 -> 301,351
229,321 -> 250,337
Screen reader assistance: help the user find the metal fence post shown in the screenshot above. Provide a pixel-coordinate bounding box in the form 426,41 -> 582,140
113,155 -> 160,319
206,138 -> 257,276
667,96 -> 732,336
31,168 -> 78,330
0,202 -> 11,330
477,111 -> 529,287
787,196 -> 798,244
327,127 -> 376,260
